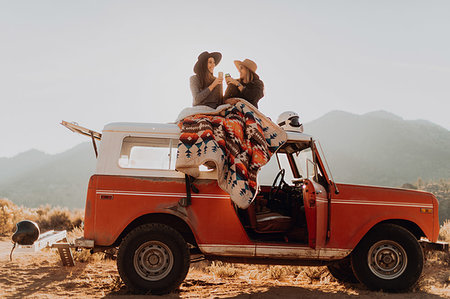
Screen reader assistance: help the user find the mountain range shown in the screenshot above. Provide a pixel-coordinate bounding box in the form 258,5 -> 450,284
0,110 -> 449,209
0,143 -> 95,209
306,110 -> 450,187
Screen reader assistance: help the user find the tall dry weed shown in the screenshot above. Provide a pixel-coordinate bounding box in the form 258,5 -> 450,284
267,265 -> 286,280
0,198 -> 35,235
301,267 -> 329,283
436,220 -> 450,266
206,261 -> 239,278
439,220 -> 450,242
35,206 -> 83,231
0,197 -> 83,236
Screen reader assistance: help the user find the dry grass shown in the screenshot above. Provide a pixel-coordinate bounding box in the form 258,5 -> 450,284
439,220 -> 450,242
0,197 -> 83,237
434,220 -> 450,266
0,198 -> 35,235
206,261 -> 239,278
301,266 -> 330,283
267,265 -> 286,280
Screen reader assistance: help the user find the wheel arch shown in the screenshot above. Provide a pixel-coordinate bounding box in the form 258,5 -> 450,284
112,213 -> 198,248
377,219 -> 426,240
350,219 -> 426,254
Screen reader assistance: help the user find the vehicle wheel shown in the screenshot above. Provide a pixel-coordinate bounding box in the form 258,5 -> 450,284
117,223 -> 190,294
327,257 -> 358,283
351,223 -> 423,292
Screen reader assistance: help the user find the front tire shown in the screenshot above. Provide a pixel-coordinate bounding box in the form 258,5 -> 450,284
351,223 -> 423,292
117,223 -> 190,294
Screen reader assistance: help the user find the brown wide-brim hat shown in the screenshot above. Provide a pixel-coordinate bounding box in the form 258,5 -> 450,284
234,59 -> 257,73
193,51 -> 222,73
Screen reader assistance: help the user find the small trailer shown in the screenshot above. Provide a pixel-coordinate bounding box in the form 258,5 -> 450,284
11,227 -> 74,266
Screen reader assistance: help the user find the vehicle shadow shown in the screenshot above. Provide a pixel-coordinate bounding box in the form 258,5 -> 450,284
225,285 -> 446,299
102,281 -> 445,299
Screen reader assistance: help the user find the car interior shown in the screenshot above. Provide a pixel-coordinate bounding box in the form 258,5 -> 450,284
235,142 -> 316,244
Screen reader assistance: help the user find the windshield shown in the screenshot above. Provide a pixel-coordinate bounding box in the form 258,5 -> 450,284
258,142 -> 314,185
293,148 -> 314,179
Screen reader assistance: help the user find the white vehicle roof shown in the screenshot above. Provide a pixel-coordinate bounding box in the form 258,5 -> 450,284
103,122 -> 180,135
102,122 -> 314,142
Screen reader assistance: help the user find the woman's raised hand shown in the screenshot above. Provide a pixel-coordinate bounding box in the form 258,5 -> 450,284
214,76 -> 223,86
209,76 -> 223,91
227,77 -> 240,86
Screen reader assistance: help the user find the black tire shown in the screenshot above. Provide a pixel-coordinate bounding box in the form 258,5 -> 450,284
117,223 -> 190,294
351,223 -> 423,292
327,257 -> 358,283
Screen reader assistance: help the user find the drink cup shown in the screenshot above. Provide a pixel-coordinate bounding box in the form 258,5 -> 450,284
218,72 -> 223,79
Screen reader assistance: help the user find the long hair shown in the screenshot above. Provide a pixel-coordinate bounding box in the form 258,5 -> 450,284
241,67 -> 259,84
195,59 -> 215,89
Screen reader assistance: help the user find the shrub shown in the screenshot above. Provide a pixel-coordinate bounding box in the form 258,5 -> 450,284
267,265 -> 285,280
206,261 -> 239,278
0,197 -> 83,236
302,267 -> 329,283
0,198 -> 34,236
439,220 -> 450,243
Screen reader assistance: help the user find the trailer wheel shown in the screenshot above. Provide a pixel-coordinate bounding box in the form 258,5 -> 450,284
117,223 -> 190,294
351,223 -> 423,292
327,257 -> 358,283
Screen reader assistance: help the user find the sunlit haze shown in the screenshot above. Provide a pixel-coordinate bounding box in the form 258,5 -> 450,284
1,0 -> 449,157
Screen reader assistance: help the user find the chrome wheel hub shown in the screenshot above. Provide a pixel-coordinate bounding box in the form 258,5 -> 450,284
368,240 -> 407,280
133,241 -> 174,281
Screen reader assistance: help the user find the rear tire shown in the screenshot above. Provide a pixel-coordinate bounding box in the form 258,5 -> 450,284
351,223 -> 423,292
117,223 -> 190,294
327,257 -> 358,283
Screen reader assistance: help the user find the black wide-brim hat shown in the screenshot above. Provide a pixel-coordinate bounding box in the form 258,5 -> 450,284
193,51 -> 222,73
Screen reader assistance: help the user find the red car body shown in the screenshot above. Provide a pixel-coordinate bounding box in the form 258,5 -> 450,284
63,120 -> 445,294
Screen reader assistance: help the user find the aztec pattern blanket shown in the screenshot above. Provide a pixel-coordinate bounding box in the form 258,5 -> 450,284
176,99 -> 287,209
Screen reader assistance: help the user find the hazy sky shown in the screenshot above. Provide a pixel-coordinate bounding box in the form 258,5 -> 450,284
1,0 -> 449,157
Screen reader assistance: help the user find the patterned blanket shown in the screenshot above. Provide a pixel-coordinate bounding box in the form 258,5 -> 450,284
176,99 -> 287,209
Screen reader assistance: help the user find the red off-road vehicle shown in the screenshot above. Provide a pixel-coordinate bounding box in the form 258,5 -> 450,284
63,120 -> 447,294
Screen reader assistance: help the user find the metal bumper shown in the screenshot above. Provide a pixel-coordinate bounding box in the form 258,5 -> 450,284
74,237 -> 95,248
419,240 -> 449,252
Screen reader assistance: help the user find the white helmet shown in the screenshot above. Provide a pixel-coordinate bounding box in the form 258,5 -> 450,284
277,111 -> 303,133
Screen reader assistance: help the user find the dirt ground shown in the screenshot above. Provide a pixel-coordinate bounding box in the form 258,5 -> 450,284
0,237 -> 449,299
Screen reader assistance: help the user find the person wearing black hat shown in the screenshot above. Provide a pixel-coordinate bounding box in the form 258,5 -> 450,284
190,51 -> 223,109
224,58 -> 264,108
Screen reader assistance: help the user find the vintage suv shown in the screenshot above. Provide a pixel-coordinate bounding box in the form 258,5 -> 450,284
62,119 -> 447,294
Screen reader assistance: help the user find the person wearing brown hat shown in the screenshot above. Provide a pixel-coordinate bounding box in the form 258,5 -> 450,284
190,51 -> 224,109
224,59 -> 264,108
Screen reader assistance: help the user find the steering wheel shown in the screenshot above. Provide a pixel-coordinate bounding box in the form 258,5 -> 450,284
269,168 -> 286,202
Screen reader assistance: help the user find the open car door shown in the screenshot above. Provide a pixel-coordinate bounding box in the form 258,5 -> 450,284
303,179 -> 328,249
302,141 -> 329,250
61,120 -> 102,157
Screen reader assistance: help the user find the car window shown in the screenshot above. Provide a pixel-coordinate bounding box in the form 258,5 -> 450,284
118,137 -> 215,172
119,137 -> 175,170
293,147 -> 325,182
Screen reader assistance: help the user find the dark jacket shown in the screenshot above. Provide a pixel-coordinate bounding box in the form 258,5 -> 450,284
224,77 -> 264,108
190,75 -> 223,109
